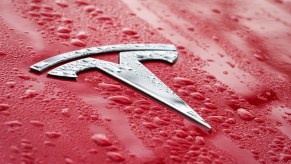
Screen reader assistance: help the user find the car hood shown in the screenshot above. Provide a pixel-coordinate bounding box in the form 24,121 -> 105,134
0,0 -> 291,163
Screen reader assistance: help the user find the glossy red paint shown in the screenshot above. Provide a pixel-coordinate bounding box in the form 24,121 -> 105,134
1,0 -> 291,163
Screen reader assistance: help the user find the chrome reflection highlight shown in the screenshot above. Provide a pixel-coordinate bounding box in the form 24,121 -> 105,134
30,44 -> 211,130
30,44 -> 176,72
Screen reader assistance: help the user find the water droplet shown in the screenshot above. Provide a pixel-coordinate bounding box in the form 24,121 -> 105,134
44,140 -> 56,146
17,74 -> 31,80
57,33 -> 70,39
173,77 -> 194,85
0,51 -> 6,56
5,120 -> 23,127
64,157 -> 74,164
134,108 -> 143,114
98,82 -> 121,91
151,106 -> 162,111
254,53 -> 266,61
190,92 -> 205,100
31,0 -> 42,3
225,118 -> 236,124
56,0 -> 69,8
153,117 -> 169,126
187,27 -> 195,32
40,12 -> 53,17
23,89 -> 38,98
30,120 -> 44,127
207,116 -> 224,123
195,136 -> 205,145
229,133 -> 242,140
142,122 -> 157,129
5,81 -> 16,88
90,114 -> 98,120
199,155 -> 212,163
237,108 -> 254,121
159,131 -> 168,137
107,152 -> 125,162
45,132 -> 62,139
187,150 -> 200,156
76,31 -> 88,39
29,4 -> 41,10
75,0 -> 89,5
204,102 -> 217,109
97,16 -> 111,21
62,18 -> 73,24
212,9 -> 221,14
57,26 -> 71,33
270,156 -> 280,162
91,134 -> 112,146
61,108 -> 70,117
10,145 -> 20,153
281,154 -> 291,162
70,39 -> 86,47
174,130 -> 187,138
166,140 -> 179,146
84,5 -> 95,12
177,89 -> 188,96
108,96 -> 132,105
0,104 -> 10,111
122,28 -> 137,35
254,118 -> 264,123
173,119 -> 184,126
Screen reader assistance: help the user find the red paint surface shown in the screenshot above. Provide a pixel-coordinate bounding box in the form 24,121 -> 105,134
1,0 -> 291,163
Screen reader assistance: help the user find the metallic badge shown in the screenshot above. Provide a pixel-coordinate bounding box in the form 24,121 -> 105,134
30,44 -> 211,130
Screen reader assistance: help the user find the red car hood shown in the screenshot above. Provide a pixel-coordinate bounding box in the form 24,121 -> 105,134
1,0 -> 291,163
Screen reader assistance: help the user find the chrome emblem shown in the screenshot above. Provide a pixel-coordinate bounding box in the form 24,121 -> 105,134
30,44 -> 211,130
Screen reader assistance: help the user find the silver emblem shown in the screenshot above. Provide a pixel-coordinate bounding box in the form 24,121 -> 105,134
30,44 -> 211,130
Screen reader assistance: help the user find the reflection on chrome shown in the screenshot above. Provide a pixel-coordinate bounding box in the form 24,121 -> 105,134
30,44 -> 211,131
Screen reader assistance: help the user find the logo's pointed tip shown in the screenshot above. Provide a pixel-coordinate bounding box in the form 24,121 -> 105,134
202,122 -> 212,131
185,110 -> 212,131
195,118 -> 212,132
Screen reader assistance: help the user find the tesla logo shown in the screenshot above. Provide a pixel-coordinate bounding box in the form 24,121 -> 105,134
30,44 -> 211,130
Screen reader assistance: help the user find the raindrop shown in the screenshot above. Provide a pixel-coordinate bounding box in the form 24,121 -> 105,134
64,157 -> 74,164
153,117 -> 169,126
70,39 -> 86,47
142,122 -> 157,129
195,136 -> 205,145
45,132 -> 62,139
23,89 -> 38,98
30,120 -> 44,127
204,102 -> 217,109
56,0 -> 69,8
57,26 -> 71,33
91,134 -> 112,146
61,108 -> 70,117
190,92 -> 205,100
122,28 -> 137,35
173,77 -> 194,85
76,31 -> 88,39
5,120 -> 23,127
84,5 -> 95,12
237,108 -> 254,121
108,96 -> 132,105
0,104 -> 10,111
98,82 -> 121,91
107,152 -> 125,162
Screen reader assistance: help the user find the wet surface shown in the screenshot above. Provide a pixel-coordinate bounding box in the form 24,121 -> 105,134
0,0 -> 291,163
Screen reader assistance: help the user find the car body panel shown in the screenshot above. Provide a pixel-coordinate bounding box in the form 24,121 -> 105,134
0,0 -> 291,163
